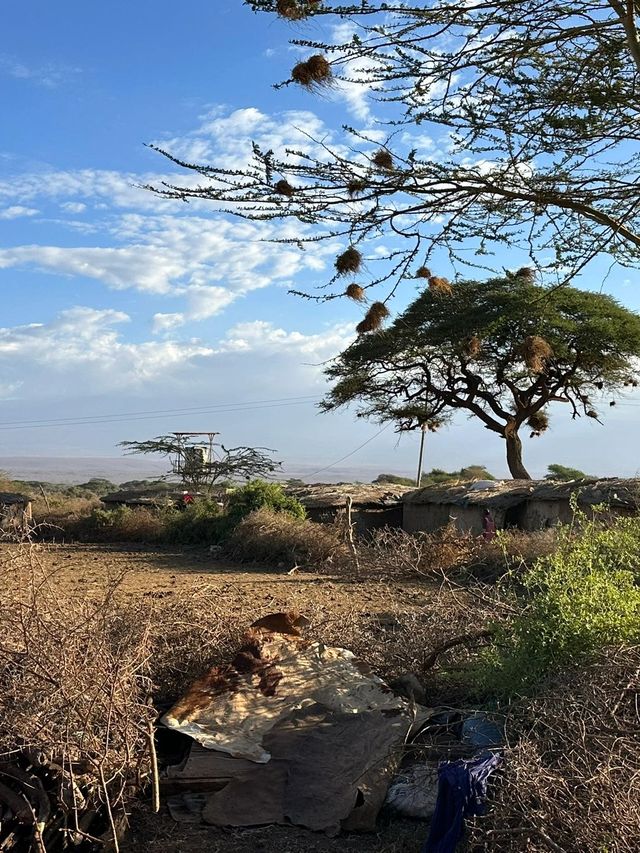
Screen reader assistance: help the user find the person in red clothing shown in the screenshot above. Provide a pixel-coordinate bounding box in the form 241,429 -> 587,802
482,509 -> 497,540
180,491 -> 195,509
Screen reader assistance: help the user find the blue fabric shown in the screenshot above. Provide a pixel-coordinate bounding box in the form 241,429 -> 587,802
421,752 -> 501,853
461,715 -> 503,750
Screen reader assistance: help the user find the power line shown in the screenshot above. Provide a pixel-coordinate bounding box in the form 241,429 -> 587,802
0,395 -> 320,428
0,398 -> 321,431
303,425 -> 390,478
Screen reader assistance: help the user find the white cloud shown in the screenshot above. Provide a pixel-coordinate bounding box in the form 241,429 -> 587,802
0,205 -> 39,219
0,307 -> 215,393
153,106 -> 349,168
219,320 -> 354,358
0,215 -> 335,311
0,307 -> 353,406
0,168 -> 167,210
152,312 -> 185,333
60,201 -> 87,214
0,54 -> 81,88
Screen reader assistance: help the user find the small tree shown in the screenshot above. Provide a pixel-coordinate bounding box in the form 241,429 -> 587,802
322,273 -> 640,479
545,464 -> 591,481
119,435 -> 281,494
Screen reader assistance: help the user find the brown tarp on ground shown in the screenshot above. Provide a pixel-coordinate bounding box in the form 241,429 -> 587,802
161,614 -> 421,834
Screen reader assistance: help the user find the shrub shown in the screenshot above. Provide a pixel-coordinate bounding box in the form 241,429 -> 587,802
225,507 -> 346,568
74,505 -> 165,542
470,646 -> 640,852
162,500 -> 228,546
226,480 -> 305,524
475,510 -> 640,697
0,545 -> 156,847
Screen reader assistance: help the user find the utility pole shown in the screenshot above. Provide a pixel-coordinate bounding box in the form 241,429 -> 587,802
416,424 -> 427,487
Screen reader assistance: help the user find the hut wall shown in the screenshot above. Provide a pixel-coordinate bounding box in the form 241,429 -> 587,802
519,499 -> 569,530
403,502 -> 487,535
353,505 -> 403,536
305,504 -> 403,536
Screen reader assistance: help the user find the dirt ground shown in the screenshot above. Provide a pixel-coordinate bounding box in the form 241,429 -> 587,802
14,543 -> 455,853
26,541 -> 444,618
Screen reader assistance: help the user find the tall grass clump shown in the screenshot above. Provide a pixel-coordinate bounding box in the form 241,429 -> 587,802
475,506 -> 640,697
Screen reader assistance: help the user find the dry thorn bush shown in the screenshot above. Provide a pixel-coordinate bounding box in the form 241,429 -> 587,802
470,645 -> 640,852
225,507 -> 350,569
226,509 -> 558,582
0,544 -> 157,848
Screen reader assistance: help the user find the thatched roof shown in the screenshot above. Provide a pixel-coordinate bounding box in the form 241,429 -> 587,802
0,491 -> 32,505
285,483 -> 412,509
404,478 -> 640,510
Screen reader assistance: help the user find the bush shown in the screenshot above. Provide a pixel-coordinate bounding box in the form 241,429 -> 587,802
225,507 -> 347,567
470,646 -> 640,852
475,510 -> 640,697
162,500 -> 228,546
33,502 -> 165,543
226,480 -> 305,524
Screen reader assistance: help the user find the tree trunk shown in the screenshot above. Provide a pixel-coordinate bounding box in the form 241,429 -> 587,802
505,430 -> 532,479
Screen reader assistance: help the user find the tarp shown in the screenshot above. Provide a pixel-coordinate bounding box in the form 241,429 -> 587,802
162,613 -> 421,833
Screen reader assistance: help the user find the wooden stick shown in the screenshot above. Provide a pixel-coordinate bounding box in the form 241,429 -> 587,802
345,496 -> 361,577
98,765 -> 120,853
423,629 -> 493,670
148,721 -> 160,813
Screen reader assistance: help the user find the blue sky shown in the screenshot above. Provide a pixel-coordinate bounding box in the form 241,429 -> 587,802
1,0 -> 639,482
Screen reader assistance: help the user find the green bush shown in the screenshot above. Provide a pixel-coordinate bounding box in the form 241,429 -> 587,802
60,505 -> 165,542
226,480 -> 305,524
475,509 -> 640,697
162,500 -> 228,546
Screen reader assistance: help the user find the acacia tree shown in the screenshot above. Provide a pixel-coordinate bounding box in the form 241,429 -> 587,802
147,0 -> 640,303
321,271 -> 640,479
119,435 -> 280,494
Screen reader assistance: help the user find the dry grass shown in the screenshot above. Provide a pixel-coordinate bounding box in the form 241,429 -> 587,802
345,282 -> 365,301
0,544 -> 156,849
31,494 -> 100,532
372,149 -> 393,170
274,178 -> 295,197
32,499 -> 167,543
225,507 -> 350,569
527,409 -> 550,435
356,302 -> 390,333
465,335 -> 482,358
470,645 -> 640,852
276,0 -> 319,20
225,509 -> 558,583
346,178 -> 367,196
520,334 -> 553,373
428,275 -> 453,296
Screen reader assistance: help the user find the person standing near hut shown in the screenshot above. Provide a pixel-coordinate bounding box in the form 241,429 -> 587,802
482,509 -> 497,540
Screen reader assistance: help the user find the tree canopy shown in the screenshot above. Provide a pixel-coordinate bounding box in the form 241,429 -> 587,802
119,435 -> 281,494
147,0 -> 640,301
322,272 -> 640,478
374,465 -> 495,486
545,463 -> 591,481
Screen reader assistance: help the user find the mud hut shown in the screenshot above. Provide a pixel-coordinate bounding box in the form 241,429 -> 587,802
0,492 -> 33,534
284,483 -> 411,536
402,478 -> 640,535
